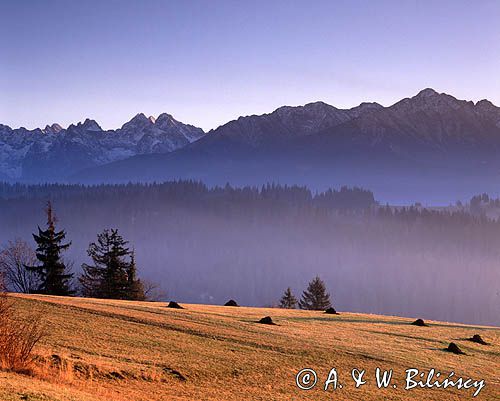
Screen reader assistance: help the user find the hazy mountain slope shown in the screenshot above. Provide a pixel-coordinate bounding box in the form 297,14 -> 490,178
318,89 -> 500,153
284,89 -> 500,171
70,100 -> 388,183
71,89 -> 500,203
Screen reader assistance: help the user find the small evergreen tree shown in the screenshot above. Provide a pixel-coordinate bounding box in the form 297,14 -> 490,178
279,287 -> 298,309
299,276 -> 331,310
79,229 -> 144,300
127,251 -> 145,301
27,202 -> 74,295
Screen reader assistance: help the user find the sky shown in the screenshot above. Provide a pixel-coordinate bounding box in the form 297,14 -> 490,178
1,0 -> 499,132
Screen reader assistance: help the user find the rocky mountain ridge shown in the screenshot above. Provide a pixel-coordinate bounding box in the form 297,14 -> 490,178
0,113 -> 205,180
3,88 -> 500,185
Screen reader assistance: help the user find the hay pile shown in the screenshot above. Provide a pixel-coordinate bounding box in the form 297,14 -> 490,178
257,316 -> 276,325
167,301 -> 184,309
446,342 -> 465,354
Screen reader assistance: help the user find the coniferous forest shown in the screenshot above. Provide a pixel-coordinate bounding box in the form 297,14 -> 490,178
0,181 -> 498,325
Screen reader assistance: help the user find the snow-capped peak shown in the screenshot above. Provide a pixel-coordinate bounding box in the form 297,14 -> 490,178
155,113 -> 176,128
121,113 -> 154,130
78,119 -> 102,131
43,123 -> 64,134
0,112 -> 205,180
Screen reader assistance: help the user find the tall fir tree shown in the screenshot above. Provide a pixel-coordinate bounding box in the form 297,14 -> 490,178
27,201 -> 74,295
279,287 -> 298,309
299,276 -> 331,310
79,229 -> 145,300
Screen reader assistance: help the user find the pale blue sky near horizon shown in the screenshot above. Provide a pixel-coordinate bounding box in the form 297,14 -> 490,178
1,0 -> 499,131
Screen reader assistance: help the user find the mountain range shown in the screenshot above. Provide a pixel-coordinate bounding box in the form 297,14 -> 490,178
0,113 -> 204,181
2,88 -> 500,202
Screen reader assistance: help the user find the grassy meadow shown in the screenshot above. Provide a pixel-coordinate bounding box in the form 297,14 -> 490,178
0,294 -> 498,400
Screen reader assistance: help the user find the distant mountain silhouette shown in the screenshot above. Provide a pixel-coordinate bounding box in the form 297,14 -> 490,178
69,89 -> 500,202
3,89 -> 500,201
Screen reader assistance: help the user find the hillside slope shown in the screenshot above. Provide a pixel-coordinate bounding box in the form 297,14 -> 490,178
1,294 -> 499,400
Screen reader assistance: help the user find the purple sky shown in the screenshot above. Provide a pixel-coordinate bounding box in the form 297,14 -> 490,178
1,0 -> 499,131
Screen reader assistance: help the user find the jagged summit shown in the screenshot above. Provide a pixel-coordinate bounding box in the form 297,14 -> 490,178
78,119 -> 102,131
43,123 -> 64,134
0,112 -> 205,181
155,113 -> 177,127
66,119 -> 102,132
122,113 -> 152,129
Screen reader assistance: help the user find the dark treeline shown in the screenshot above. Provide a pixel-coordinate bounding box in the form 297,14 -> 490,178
0,181 -> 498,325
0,181 -> 375,211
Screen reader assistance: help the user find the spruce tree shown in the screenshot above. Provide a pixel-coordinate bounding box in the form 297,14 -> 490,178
79,229 -> 144,300
279,287 -> 298,309
127,251 -> 145,301
27,202 -> 74,295
299,276 -> 331,310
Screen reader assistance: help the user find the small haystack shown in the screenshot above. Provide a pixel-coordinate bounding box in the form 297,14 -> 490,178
411,318 -> 428,327
257,316 -> 276,325
446,342 -> 465,355
324,307 -> 339,315
224,299 -> 239,307
469,334 -> 488,345
167,301 -> 184,309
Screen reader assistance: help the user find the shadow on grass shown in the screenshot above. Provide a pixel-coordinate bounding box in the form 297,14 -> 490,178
358,329 -> 443,344
287,316 -> 411,326
287,315 -> 499,332
425,346 -> 469,356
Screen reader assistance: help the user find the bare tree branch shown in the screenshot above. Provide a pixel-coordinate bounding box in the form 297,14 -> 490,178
142,280 -> 168,302
0,239 -> 40,293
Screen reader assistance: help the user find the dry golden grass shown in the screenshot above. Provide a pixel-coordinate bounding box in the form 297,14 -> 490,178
0,294 -> 498,400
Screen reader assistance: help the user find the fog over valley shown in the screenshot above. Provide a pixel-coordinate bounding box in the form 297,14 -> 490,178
1,182 -> 498,326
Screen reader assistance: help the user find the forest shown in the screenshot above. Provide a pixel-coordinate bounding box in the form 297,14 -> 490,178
0,181 -> 498,326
